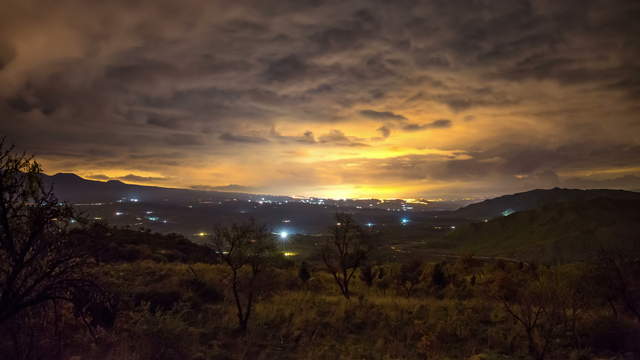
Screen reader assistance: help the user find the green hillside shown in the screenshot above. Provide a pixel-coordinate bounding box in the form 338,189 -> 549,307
453,188 -> 640,220
448,197 -> 640,263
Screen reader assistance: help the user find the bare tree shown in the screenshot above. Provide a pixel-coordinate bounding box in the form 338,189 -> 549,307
489,268 -> 564,360
359,264 -> 378,289
592,249 -> 640,322
396,259 -> 424,297
321,213 -> 372,299
298,261 -> 311,286
0,139 -> 106,326
208,220 -> 276,332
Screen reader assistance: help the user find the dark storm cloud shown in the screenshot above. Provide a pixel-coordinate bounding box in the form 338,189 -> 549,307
359,110 -> 407,122
165,134 -> 205,147
0,0 -> 638,197
565,175 -> 640,190
402,119 -> 452,132
270,128 -> 317,144
219,132 -> 270,144
263,55 -> 309,83
411,88 -> 520,112
0,41 -> 16,71
147,116 -> 182,129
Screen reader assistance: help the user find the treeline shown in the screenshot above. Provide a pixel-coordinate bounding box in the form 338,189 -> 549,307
1,140 -> 639,360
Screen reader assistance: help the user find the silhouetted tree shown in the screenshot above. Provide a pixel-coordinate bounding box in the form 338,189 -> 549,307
0,139 -> 107,325
298,261 -> 311,285
592,249 -> 640,322
489,268 -> 565,360
396,259 -> 423,297
376,266 -> 391,296
321,213 -> 372,299
431,262 -> 448,290
359,264 -> 378,289
208,220 -> 276,332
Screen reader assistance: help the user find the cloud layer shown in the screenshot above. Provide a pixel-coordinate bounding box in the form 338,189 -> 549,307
1,0 -> 639,198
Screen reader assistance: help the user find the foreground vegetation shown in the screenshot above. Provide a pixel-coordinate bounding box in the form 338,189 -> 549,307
5,249 -> 639,359
1,141 -> 639,359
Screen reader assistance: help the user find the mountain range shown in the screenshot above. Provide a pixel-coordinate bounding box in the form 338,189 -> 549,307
449,197 -> 640,263
41,173 -> 287,204
452,187 -> 640,219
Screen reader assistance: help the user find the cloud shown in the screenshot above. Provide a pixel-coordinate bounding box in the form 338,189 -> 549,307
377,126 -> 391,139
263,55 -> 309,83
0,0 -> 639,198
219,133 -> 270,144
147,116 -> 182,129
402,119 -> 452,131
86,173 -> 168,183
190,184 -> 258,192
86,174 -> 110,181
0,40 -> 16,71
318,130 -> 369,147
270,127 -> 317,144
118,174 -> 169,183
564,174 -> 640,190
359,109 -> 407,122
165,133 -> 204,146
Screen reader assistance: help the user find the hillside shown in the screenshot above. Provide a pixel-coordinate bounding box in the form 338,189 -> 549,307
453,187 -> 640,219
448,197 -> 640,263
41,173 -> 287,204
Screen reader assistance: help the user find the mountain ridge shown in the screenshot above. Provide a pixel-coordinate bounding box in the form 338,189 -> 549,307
448,197 -> 640,263
453,187 -> 640,219
41,172 -> 283,204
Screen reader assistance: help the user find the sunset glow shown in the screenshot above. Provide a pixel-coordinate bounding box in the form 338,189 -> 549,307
1,0 -> 639,199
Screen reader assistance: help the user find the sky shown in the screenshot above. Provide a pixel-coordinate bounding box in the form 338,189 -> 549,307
1,0 -> 639,199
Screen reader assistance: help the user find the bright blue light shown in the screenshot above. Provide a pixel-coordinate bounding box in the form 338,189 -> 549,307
280,231 -> 289,239
400,217 -> 410,225
366,222 -> 374,227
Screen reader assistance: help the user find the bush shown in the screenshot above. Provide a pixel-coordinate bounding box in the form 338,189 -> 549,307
583,316 -> 640,354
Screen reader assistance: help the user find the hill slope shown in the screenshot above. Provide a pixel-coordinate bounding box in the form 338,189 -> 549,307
448,197 -> 640,263
41,173 -> 289,204
453,187 -> 640,219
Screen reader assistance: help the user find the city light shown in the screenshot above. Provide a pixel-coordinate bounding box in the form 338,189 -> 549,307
366,222 -> 375,227
400,217 -> 410,225
502,208 -> 515,216
280,231 -> 289,239
115,211 -> 124,216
